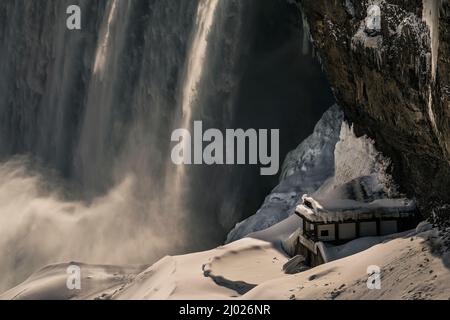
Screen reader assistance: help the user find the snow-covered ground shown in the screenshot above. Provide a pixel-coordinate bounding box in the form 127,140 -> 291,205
245,228 -> 450,300
0,236 -> 289,300
2,223 -> 449,300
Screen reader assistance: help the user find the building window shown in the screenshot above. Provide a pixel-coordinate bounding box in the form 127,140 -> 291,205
320,230 -> 329,237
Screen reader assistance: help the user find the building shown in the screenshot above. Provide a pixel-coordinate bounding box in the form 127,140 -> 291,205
292,195 -> 419,267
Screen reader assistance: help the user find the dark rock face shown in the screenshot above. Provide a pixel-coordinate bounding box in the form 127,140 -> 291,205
299,0 -> 450,212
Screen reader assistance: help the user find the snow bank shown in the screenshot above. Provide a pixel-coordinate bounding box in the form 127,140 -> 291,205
320,230 -> 411,262
0,263 -> 146,300
1,238 -> 290,300
244,229 -> 450,300
5,227 -> 449,300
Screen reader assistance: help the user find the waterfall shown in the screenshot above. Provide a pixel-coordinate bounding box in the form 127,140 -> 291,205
0,0 -> 233,293
0,0 -> 208,292
171,0 -> 220,201
0,0 -> 333,294
93,0 -> 120,77
74,0 -> 132,194
182,0 -> 220,118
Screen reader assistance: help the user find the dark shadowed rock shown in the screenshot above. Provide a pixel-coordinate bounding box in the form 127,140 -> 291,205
298,0 -> 450,215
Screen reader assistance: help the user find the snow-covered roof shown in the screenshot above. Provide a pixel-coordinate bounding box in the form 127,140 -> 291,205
296,195 -> 416,224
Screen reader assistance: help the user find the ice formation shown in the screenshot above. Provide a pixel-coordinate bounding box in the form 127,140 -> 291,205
365,5 -> 382,36
422,0 -> 441,135
226,105 -> 344,242
351,3 -> 384,68
228,107 -> 405,243
422,0 -> 440,81
345,0 -> 356,17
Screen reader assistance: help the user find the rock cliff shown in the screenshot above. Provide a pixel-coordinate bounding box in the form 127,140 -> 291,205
299,0 -> 450,213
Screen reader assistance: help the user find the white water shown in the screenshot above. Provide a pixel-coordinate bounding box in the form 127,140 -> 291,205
75,0 -> 133,191
0,158 -> 184,293
171,0 -> 220,198
93,0 -> 120,77
0,0 -> 221,293
181,0 -> 220,119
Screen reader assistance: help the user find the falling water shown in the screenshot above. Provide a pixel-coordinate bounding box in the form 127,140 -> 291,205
75,0 -> 132,194
171,0 -> 220,201
0,0 -> 206,292
93,0 -> 119,77
0,0 -> 333,293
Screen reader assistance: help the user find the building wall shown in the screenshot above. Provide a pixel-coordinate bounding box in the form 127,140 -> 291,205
360,221 -> 378,237
317,224 -> 335,241
339,222 -> 356,240
380,220 -> 398,235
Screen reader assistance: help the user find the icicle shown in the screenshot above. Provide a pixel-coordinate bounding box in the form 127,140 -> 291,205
422,0 -> 441,135
301,9 -> 311,55
345,0 -> 356,17
422,0 -> 440,82
427,89 -> 439,134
